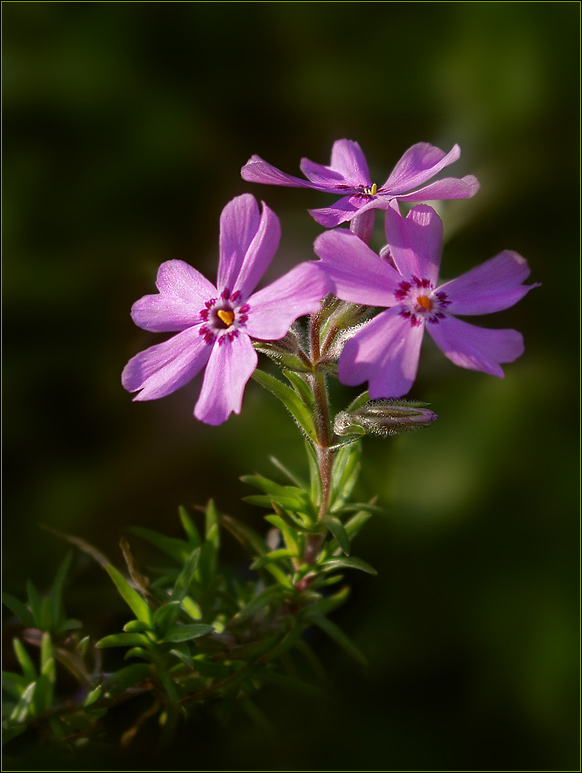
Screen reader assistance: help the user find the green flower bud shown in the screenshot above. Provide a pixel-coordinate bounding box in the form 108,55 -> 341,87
334,399 -> 438,438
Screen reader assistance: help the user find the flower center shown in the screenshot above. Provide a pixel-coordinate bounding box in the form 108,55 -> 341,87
363,183 -> 378,196
394,277 -> 450,327
217,309 -> 235,327
415,295 -> 432,312
198,288 -> 250,345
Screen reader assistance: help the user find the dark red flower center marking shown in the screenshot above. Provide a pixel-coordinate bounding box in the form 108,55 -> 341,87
198,288 -> 250,345
396,277 -> 450,326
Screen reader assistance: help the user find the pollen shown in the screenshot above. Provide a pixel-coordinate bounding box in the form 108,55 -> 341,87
217,309 -> 235,327
416,295 -> 432,312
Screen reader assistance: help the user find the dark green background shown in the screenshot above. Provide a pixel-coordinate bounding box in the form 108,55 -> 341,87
4,2 -> 579,770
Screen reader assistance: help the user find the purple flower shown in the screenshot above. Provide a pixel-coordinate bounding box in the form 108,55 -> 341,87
241,140 -> 479,229
314,205 -> 538,398
122,194 -> 329,424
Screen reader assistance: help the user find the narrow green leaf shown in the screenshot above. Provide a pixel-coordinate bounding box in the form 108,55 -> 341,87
304,441 -> 322,506
82,685 -> 102,707
56,618 -> 82,633
13,639 -> 36,681
332,502 -> 384,516
120,537 -> 150,597
105,565 -> 152,626
283,370 -> 314,409
40,633 -> 55,679
299,585 -> 350,618
270,501 -> 318,534
129,527 -> 190,563
102,664 -> 152,700
124,619 -> 151,633
331,441 -> 361,507
96,632 -> 151,649
331,443 -> 352,492
231,585 -> 285,624
124,647 -> 152,661
50,551 -> 73,629
310,573 -> 345,589
178,506 -> 201,547
345,390 -> 370,412
322,516 -> 350,556
252,369 -> 317,440
153,601 -> 182,636
320,556 -> 377,575
39,596 -> 53,632
205,499 -> 220,546
35,671 -> 54,715
342,510 -> 373,538
76,635 -> 91,657
263,515 -> 300,554
243,493 -> 308,512
169,644 -> 194,670
325,510 -> 373,556
269,456 -> 306,489
172,548 -> 201,602
40,525 -> 110,567
220,514 -> 268,558
2,671 -> 28,699
2,592 -> 34,628
250,549 -> 294,570
181,595 -> 202,621
9,682 -> 36,724
164,624 -> 214,643
308,614 -> 367,665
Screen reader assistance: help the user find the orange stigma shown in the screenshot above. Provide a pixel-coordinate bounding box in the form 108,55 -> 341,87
416,295 -> 432,312
217,310 -> 235,326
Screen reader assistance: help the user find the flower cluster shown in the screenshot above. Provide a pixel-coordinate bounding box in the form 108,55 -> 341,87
123,139 -> 537,424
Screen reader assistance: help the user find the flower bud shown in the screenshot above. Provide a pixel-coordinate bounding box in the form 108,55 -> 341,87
334,399 -> 438,438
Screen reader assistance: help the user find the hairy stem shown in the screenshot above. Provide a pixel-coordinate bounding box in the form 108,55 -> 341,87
309,311 -> 335,521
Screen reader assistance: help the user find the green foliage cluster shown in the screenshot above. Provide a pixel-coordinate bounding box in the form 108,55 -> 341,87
3,444 -> 378,751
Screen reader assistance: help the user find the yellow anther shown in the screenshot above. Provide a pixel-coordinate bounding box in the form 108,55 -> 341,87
416,295 -> 432,311
217,310 -> 235,326
370,183 -> 377,196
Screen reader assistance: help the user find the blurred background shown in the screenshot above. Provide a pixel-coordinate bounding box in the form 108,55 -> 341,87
3,2 -> 579,770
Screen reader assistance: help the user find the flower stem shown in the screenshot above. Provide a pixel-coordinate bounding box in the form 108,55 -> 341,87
308,311 -> 335,520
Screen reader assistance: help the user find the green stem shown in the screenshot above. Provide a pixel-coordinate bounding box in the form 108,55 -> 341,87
308,311 -> 336,522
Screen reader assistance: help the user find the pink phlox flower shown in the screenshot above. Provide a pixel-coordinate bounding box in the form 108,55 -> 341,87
241,140 -> 479,229
122,194 -> 330,424
313,204 -> 539,398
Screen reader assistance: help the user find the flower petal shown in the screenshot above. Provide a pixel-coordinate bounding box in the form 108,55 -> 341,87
308,195 -> 361,227
338,307 -> 425,398
231,200 -> 281,299
245,263 -> 330,341
131,261 -> 217,332
300,139 -> 370,189
241,155 -> 326,190
393,174 -> 480,202
426,315 -> 524,377
194,332 -> 258,425
384,205 -> 443,286
217,194 -> 262,293
122,326 -> 211,400
313,229 -> 402,307
382,142 -> 461,194
439,251 -> 539,315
